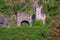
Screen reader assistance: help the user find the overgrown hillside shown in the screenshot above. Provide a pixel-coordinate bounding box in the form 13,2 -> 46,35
0,0 -> 33,16
0,0 -> 60,40
0,0 -> 60,16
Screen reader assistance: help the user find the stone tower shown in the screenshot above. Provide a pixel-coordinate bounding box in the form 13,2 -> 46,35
33,0 -> 46,24
32,0 -> 42,19
36,5 -> 43,19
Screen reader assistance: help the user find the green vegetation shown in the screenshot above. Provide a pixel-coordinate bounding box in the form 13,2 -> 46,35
0,0 -> 60,17
0,25 -> 48,40
21,22 -> 29,27
0,0 -> 33,16
0,0 -> 60,40
0,19 -> 49,40
33,20 -> 43,26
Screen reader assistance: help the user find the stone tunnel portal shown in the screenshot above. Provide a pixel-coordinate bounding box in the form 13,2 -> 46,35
21,20 -> 30,26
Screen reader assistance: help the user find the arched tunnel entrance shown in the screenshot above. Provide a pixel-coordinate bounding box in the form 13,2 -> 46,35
21,20 -> 30,26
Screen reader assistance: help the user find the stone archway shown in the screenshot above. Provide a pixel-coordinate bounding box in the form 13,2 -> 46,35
21,20 -> 30,26
16,12 -> 32,26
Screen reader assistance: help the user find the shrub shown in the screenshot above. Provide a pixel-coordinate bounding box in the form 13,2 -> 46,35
33,20 -> 43,26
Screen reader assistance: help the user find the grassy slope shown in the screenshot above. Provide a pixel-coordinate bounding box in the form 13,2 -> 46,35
0,26 -> 48,40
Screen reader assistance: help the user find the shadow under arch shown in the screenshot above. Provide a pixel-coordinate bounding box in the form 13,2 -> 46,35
21,20 -> 30,26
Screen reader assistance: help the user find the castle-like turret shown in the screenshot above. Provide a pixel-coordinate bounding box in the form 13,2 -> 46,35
32,0 -> 39,11
36,5 -> 43,19
32,0 -> 46,24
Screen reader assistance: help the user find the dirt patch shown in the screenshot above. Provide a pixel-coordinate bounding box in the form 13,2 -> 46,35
48,16 -> 60,40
